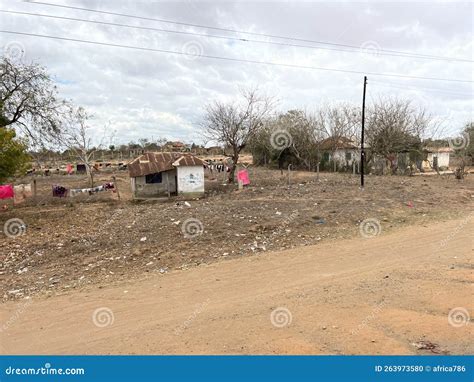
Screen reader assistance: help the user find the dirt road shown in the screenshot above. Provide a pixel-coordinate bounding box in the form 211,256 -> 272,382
1,214 -> 472,355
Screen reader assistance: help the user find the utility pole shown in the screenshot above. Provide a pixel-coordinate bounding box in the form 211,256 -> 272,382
360,76 -> 367,188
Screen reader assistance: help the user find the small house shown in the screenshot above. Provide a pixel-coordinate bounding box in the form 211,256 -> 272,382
319,137 -> 360,170
423,147 -> 453,170
128,152 -> 206,198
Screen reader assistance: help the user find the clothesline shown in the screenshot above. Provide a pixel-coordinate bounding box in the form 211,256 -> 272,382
0,183 -> 33,203
52,182 -> 115,197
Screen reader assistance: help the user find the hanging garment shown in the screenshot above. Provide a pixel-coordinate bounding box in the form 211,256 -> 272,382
237,169 -> 250,185
66,164 -> 73,174
14,184 -> 32,204
70,183 -> 112,196
52,185 -> 68,197
103,182 -> 115,190
90,185 -> 105,194
69,189 -> 81,197
0,184 -> 14,199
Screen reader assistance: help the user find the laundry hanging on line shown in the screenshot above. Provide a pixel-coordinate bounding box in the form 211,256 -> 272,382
69,182 -> 115,197
52,185 -> 68,197
237,169 -> 250,185
14,184 -> 33,203
0,184 -> 14,200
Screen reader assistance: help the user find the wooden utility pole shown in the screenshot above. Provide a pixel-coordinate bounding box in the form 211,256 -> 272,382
360,76 -> 367,188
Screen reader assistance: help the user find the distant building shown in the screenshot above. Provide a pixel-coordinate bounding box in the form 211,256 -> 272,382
128,152 -> 206,198
319,137 -> 360,170
163,141 -> 190,152
205,146 -> 223,155
423,147 -> 453,170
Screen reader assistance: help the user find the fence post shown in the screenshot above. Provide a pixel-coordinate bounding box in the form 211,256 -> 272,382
112,176 -> 121,200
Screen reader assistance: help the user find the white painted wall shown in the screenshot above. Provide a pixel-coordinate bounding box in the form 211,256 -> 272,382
177,166 -> 204,194
332,149 -> 359,165
427,152 -> 450,168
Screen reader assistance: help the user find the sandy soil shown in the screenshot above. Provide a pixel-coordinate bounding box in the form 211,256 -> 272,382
1,214 -> 472,355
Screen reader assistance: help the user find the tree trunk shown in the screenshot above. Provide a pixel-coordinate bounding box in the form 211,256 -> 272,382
228,152 -> 239,183
86,164 -> 94,187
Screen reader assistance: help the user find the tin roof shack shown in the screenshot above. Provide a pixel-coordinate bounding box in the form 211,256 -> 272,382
128,152 -> 206,199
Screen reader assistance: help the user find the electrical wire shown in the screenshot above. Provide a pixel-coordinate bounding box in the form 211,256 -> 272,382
2,9 -> 472,63
26,1 -> 472,63
369,80 -> 473,97
1,30 -> 472,84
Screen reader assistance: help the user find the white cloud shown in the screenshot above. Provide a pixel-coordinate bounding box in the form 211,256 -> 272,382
0,0 -> 472,145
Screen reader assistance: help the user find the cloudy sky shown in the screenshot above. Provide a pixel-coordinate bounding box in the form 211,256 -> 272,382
1,0 -> 472,146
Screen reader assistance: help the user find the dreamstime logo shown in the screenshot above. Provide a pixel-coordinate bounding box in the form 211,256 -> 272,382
351,301 -> 386,335
270,129 -> 293,150
3,218 -> 27,238
174,298 -> 211,336
181,218 -> 204,238
448,133 -> 470,151
360,40 -> 381,58
270,307 -> 292,328
359,218 -> 382,238
0,298 -> 32,333
181,40 -> 204,61
448,307 -> 470,328
92,307 -> 115,328
3,41 -> 25,62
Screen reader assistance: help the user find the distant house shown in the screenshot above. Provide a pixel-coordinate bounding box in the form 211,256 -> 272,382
163,141 -> 190,152
128,152 -> 206,198
206,146 -> 223,155
319,137 -> 360,170
423,147 -> 453,170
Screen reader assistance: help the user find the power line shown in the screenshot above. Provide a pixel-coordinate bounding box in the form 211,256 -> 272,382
1,30 -> 472,84
371,83 -> 472,98
369,80 -> 473,97
2,9 -> 472,64
27,1 -> 472,63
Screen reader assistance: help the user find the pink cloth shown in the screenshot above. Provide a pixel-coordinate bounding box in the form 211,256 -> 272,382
66,164 -> 73,174
237,169 -> 250,185
0,184 -> 14,199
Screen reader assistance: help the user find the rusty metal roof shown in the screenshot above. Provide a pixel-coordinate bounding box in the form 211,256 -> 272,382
319,137 -> 357,150
172,155 -> 207,167
128,152 -> 206,177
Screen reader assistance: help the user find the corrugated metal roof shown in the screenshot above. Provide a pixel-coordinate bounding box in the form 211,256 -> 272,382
128,152 -> 206,177
172,155 -> 207,167
319,137 -> 357,150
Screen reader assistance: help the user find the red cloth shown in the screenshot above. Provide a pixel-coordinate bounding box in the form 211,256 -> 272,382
0,184 -> 14,199
66,164 -> 73,174
237,169 -> 250,185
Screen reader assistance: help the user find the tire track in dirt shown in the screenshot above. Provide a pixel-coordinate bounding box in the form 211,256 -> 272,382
1,214 -> 472,355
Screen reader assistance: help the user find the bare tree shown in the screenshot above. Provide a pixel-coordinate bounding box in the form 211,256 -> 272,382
276,110 -> 322,171
56,106 -> 104,187
366,98 -> 430,174
202,87 -> 274,183
317,103 -> 360,171
156,137 -> 168,152
0,56 -> 66,143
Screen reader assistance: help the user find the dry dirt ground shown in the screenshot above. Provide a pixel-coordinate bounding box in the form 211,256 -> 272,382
0,216 -> 472,355
0,168 -> 473,354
